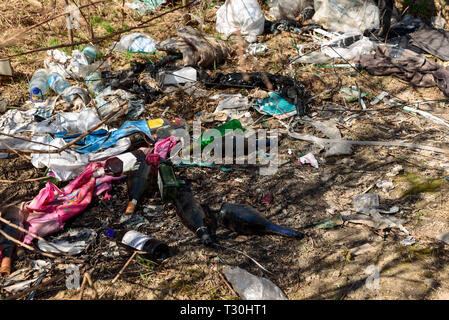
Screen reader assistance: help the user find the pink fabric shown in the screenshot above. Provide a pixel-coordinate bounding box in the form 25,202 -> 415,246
23,162 -> 122,244
153,136 -> 177,160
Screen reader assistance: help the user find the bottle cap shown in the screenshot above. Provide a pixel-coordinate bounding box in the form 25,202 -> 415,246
105,229 -> 116,238
0,257 -> 12,275
31,87 -> 42,96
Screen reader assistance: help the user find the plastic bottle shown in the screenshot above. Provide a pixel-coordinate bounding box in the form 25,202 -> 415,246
85,72 -> 104,96
29,69 -> 50,102
105,229 -> 169,261
95,147 -> 152,177
214,203 -> 303,239
82,45 -> 99,64
173,181 -> 215,246
125,159 -> 154,215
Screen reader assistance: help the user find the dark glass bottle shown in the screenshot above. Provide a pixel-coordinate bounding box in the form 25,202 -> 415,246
105,229 -> 169,261
214,203 -> 303,239
125,159 -> 153,215
96,147 -> 151,177
173,182 -> 215,246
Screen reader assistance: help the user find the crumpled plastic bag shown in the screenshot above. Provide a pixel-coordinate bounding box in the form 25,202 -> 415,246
222,266 -> 288,300
215,0 -> 265,43
268,0 -> 315,21
312,0 -> 380,33
37,228 -> 97,255
113,33 -> 158,53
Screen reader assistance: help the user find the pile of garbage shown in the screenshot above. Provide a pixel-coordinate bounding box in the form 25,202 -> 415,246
1,0 -> 449,300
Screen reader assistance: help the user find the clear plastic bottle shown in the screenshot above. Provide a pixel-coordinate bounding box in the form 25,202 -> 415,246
29,69 -> 50,102
48,72 -> 85,104
48,72 -> 70,94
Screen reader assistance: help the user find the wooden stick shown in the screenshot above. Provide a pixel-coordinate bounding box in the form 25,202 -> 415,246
64,0 -> 76,51
0,2 -> 194,59
98,250 -> 139,299
57,102 -> 125,153
0,0 -> 105,47
0,216 -> 86,263
0,228 -> 57,259
0,132 -> 59,149
0,140 -> 31,161
215,270 -> 238,297
0,176 -> 51,184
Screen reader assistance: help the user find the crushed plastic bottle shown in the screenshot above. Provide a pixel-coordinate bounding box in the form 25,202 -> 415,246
85,72 -> 104,96
115,33 -> 157,53
222,266 -> 288,300
29,69 -> 50,102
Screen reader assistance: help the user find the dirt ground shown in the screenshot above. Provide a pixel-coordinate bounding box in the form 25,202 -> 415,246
1,0 -> 449,300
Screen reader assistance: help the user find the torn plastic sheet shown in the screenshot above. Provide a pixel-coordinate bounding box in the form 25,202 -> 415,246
94,86 -> 145,120
299,153 -> 319,168
57,120 -> 152,154
33,108 -> 102,135
37,228 -> 97,255
308,119 -> 352,156
31,136 -> 131,181
253,92 -> 297,119
321,32 -> 378,61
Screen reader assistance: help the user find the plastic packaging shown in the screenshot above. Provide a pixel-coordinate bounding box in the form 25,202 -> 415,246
158,67 -> 197,86
353,193 -> 379,215
215,0 -> 265,43
222,266 -> 288,300
268,0 -> 314,21
29,69 -> 50,102
67,45 -> 100,78
115,33 -> 157,53
312,0 -> 380,33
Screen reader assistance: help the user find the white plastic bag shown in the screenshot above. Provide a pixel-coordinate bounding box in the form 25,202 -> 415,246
216,0 -> 265,43
312,0 -> 379,33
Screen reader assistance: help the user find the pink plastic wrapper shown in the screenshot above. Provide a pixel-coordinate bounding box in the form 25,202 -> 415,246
22,162 -> 122,244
